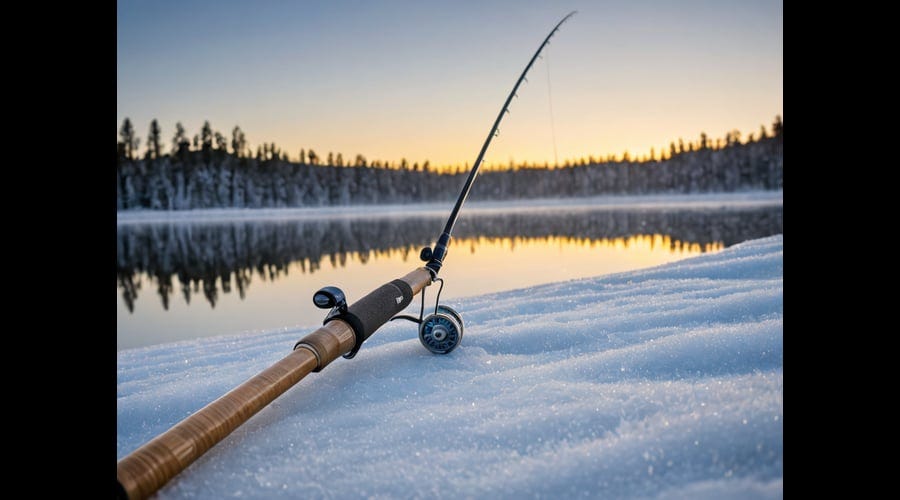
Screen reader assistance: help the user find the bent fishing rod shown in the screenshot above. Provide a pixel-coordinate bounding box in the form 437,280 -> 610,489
116,11 -> 576,500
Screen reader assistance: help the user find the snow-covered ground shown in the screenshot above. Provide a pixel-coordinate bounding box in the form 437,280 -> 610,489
116,190 -> 783,224
117,234 -> 783,499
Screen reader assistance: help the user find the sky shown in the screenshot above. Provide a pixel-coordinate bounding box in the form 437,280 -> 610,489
117,0 -> 783,168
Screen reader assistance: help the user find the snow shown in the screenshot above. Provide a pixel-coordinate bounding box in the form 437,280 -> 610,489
116,190 -> 783,224
117,234 -> 783,499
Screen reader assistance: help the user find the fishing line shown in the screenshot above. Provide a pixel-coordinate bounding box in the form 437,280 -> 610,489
117,12 -> 576,500
546,50 -> 559,167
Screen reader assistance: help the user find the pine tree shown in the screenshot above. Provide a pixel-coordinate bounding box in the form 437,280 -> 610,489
215,132 -> 227,151
772,115 -> 783,138
231,126 -> 246,157
201,121 -> 213,149
147,119 -> 162,160
172,122 -> 188,156
119,118 -> 138,160
201,121 -> 213,163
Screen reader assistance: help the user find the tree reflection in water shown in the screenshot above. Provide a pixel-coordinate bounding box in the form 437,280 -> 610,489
116,206 -> 782,312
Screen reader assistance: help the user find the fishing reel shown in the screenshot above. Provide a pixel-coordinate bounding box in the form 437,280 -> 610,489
390,272 -> 464,355
418,304 -> 464,355
311,277 -> 463,355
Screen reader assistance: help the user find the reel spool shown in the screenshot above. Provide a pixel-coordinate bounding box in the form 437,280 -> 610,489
419,305 -> 464,354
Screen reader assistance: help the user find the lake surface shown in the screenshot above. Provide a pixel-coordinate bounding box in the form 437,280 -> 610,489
117,195 -> 783,350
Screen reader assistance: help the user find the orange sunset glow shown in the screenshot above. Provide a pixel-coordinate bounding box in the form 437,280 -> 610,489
117,1 -> 783,170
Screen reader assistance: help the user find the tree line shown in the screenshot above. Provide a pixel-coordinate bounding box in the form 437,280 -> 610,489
116,116 -> 783,210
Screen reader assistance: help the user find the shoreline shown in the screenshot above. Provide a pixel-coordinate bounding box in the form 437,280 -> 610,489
117,190 -> 783,225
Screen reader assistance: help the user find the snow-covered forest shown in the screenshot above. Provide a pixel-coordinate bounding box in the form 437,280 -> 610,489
117,203 -> 782,311
116,117 -> 783,210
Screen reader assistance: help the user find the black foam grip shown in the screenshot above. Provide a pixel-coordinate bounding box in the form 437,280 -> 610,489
342,279 -> 414,352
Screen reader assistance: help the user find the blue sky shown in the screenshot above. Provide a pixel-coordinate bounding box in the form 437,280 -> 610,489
117,0 -> 782,167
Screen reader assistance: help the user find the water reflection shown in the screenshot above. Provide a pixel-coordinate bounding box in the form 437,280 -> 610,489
470,234 -> 723,255
116,206 -> 782,312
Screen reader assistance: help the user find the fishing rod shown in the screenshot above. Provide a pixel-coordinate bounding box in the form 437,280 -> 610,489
116,11 -> 576,500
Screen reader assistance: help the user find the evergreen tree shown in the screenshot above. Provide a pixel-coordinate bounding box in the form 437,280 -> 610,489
231,126 -> 246,157
201,121 -> 213,163
119,118 -> 139,160
201,121 -> 213,150
172,122 -> 188,156
147,119 -> 162,160
215,132 -> 227,151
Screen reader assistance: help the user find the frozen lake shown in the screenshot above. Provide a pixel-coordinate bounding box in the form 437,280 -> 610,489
117,192 -> 783,350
